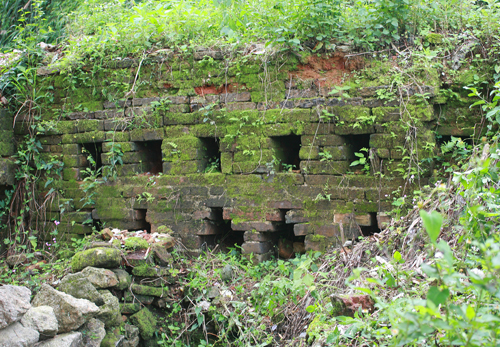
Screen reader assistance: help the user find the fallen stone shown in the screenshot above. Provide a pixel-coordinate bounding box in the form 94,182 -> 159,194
151,243 -> 173,266
96,291 -> 121,328
21,306 -> 58,340
120,303 -> 141,315
220,265 -> 233,282
101,332 -> 125,347
0,321 -> 39,347
112,269 -> 132,290
58,272 -> 104,306
122,324 -> 139,347
123,291 -> 154,305
6,254 -> 27,267
71,247 -> 122,272
131,283 -> 166,297
81,267 -> 119,288
129,308 -> 157,340
35,332 -> 82,347
80,318 -> 106,347
123,336 -> 139,347
0,285 -> 31,329
278,238 -> 294,259
101,228 -> 113,241
32,284 -> 100,333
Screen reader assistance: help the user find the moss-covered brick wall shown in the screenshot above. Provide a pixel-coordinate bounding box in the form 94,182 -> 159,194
12,49 -> 484,259
0,108 -> 16,253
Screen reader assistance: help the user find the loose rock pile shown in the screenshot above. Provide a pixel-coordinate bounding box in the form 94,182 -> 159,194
0,229 -> 181,346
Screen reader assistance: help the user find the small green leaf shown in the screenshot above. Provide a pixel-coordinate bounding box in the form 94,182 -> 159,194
419,210 -> 443,244
306,305 -> 316,313
393,251 -> 402,263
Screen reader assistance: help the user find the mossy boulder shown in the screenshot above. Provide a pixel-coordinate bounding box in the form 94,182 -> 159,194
129,308 -> 157,340
96,290 -> 122,328
124,237 -> 150,250
71,247 -> 122,272
112,269 -> 132,291
58,272 -> 104,306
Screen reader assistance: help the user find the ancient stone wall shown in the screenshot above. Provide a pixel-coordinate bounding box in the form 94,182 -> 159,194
0,108 -> 15,252
9,49 -> 482,259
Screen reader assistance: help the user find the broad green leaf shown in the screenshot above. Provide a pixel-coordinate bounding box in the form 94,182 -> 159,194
427,286 -> 449,306
419,210 -> 443,243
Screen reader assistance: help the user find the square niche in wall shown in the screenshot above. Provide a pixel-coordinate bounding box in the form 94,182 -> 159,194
199,137 -> 221,173
81,142 -> 103,177
270,135 -> 301,172
134,141 -> 163,174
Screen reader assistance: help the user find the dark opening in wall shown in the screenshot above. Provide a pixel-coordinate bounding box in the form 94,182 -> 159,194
133,209 -> 151,232
344,134 -> 371,156
359,213 -> 380,236
199,137 -> 221,173
209,208 -> 242,251
135,141 -> 163,174
271,135 -> 301,172
82,142 -> 103,176
277,223 -> 305,259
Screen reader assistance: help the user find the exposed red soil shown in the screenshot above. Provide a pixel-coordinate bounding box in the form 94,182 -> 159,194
194,83 -> 247,96
290,53 -> 365,87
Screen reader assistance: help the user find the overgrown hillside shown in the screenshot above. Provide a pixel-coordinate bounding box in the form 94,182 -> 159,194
1,0 -> 500,346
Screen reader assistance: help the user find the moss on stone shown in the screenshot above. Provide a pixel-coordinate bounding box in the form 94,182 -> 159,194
129,307 -> 158,340
124,237 -> 149,251
71,247 -> 122,272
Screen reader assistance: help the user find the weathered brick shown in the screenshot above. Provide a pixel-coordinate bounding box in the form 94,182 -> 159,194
231,221 -> 281,232
315,224 -> 340,238
244,230 -> 275,242
285,210 -> 309,224
241,241 -> 274,254
300,160 -> 349,175
224,102 -> 256,112
286,89 -> 317,99
301,135 -> 346,146
294,223 -> 311,236
221,92 -> 251,103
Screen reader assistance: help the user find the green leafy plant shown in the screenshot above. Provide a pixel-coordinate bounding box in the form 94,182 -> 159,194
350,148 -> 370,173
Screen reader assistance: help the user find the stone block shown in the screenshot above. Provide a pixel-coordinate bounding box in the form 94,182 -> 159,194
301,134 -> 346,146
294,223 -> 311,236
334,124 -> 375,135
0,159 -> 16,185
286,89 -> 318,99
322,146 -> 353,160
265,210 -> 285,222
304,234 -> 337,252
285,210 -> 309,224
269,201 -> 303,209
231,221 -> 281,232
241,241 -> 274,254
316,224 -> 340,238
193,207 -> 218,220
299,145 -> 320,160
300,160 -> 349,175
220,92 -> 251,103
196,220 -> 224,235
243,230 -> 275,242
225,102 -> 256,112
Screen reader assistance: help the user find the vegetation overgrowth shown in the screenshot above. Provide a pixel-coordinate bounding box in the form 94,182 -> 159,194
1,0 -> 500,69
